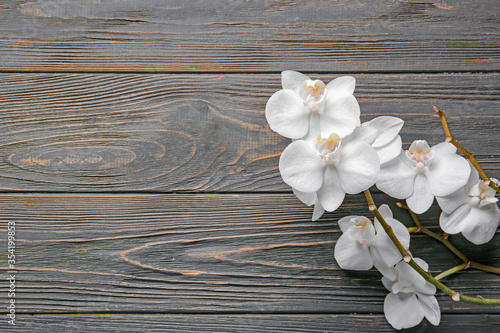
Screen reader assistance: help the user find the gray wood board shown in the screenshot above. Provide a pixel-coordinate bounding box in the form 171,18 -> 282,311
3,314 -> 500,332
0,193 -> 498,314
0,73 -> 498,192
0,0 -> 499,73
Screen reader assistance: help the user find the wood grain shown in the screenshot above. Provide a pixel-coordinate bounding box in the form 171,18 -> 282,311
0,0 -> 499,73
4,314 -> 500,332
0,193 -> 498,315
0,73 -> 498,192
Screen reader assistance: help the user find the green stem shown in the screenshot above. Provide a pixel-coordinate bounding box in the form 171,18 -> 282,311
435,262 -> 469,280
399,202 -> 500,272
364,190 -> 500,306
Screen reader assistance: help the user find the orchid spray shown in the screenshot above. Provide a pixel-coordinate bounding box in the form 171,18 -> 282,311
265,71 -> 500,330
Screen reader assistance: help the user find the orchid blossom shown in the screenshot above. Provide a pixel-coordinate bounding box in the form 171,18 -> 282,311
376,140 -> 471,214
279,127 -> 380,220
382,258 -> 441,330
334,204 -> 410,279
265,71 -> 360,140
437,165 -> 500,245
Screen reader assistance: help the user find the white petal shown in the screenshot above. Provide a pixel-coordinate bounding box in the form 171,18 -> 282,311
311,199 -> 325,221
364,116 -> 404,148
384,293 -> 425,330
344,218 -> 376,242
371,232 -> 403,268
439,204 -> 470,234
336,141 -> 380,194
338,216 -> 361,233
265,89 -> 310,139
342,125 -> 378,145
317,167 -> 346,212
325,76 -> 356,95
375,217 -> 411,250
427,152 -> 471,196
382,275 -> 396,291
376,151 -> 416,199
417,293 -> 441,326
375,135 -> 403,164
334,234 -> 373,270
378,264 -> 398,281
279,140 -> 325,192
407,173 -> 435,214
378,204 -> 394,220
281,70 -> 310,91
321,93 -> 360,138
432,142 -> 457,155
293,188 -> 316,206
436,186 -> 468,214
461,205 -> 500,245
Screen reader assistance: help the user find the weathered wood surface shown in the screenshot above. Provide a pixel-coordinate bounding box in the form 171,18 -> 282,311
6,314 -> 500,332
0,73 -> 498,192
0,194 -> 498,316
0,0 -> 499,73
0,0 -> 499,331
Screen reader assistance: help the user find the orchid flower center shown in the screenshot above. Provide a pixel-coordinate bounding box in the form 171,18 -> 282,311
405,140 -> 434,173
468,181 -> 498,207
315,133 -> 341,164
298,79 -> 326,112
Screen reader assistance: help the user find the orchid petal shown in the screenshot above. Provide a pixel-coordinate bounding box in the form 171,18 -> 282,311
407,173 -> 434,214
281,70 -> 310,91
279,140 -> 325,193
338,216 -> 362,233
321,93 -> 360,138
293,188 -> 316,206
382,275 -> 396,291
376,135 -> 403,164
384,293 -> 425,330
371,232 -> 403,268
418,293 -> 441,326
376,261 -> 398,281
336,141 -> 380,194
311,199 -> 325,221
432,142 -> 457,155
364,116 -> 404,148
342,125 -> 378,146
377,151 -> 416,199
427,152 -> 471,196
461,205 -> 500,245
439,204 -> 470,235
436,186 -> 468,214
334,234 -> 373,270
317,167 -> 346,212
265,89 -> 310,139
325,76 -> 356,95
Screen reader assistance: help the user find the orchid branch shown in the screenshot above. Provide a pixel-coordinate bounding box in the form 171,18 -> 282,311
398,202 -> 500,276
434,106 -> 500,194
364,189 -> 500,306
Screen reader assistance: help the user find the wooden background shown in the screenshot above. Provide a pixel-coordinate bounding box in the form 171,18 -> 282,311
0,0 -> 499,331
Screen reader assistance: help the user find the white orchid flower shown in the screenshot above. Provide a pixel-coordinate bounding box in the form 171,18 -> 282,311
436,165 -> 500,245
265,71 -> 360,140
376,140 -> 471,214
279,127 -> 380,219
334,204 -> 410,279
362,116 -> 404,164
382,258 -> 440,330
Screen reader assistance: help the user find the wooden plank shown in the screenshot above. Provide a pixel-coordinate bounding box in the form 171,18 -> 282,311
4,314 -> 500,332
0,0 -> 499,73
0,193 -> 498,314
0,73 -> 498,192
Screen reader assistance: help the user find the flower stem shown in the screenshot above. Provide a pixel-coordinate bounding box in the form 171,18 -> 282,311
434,106 -> 500,193
364,190 -> 500,306
398,202 -> 500,276
435,262 -> 469,280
